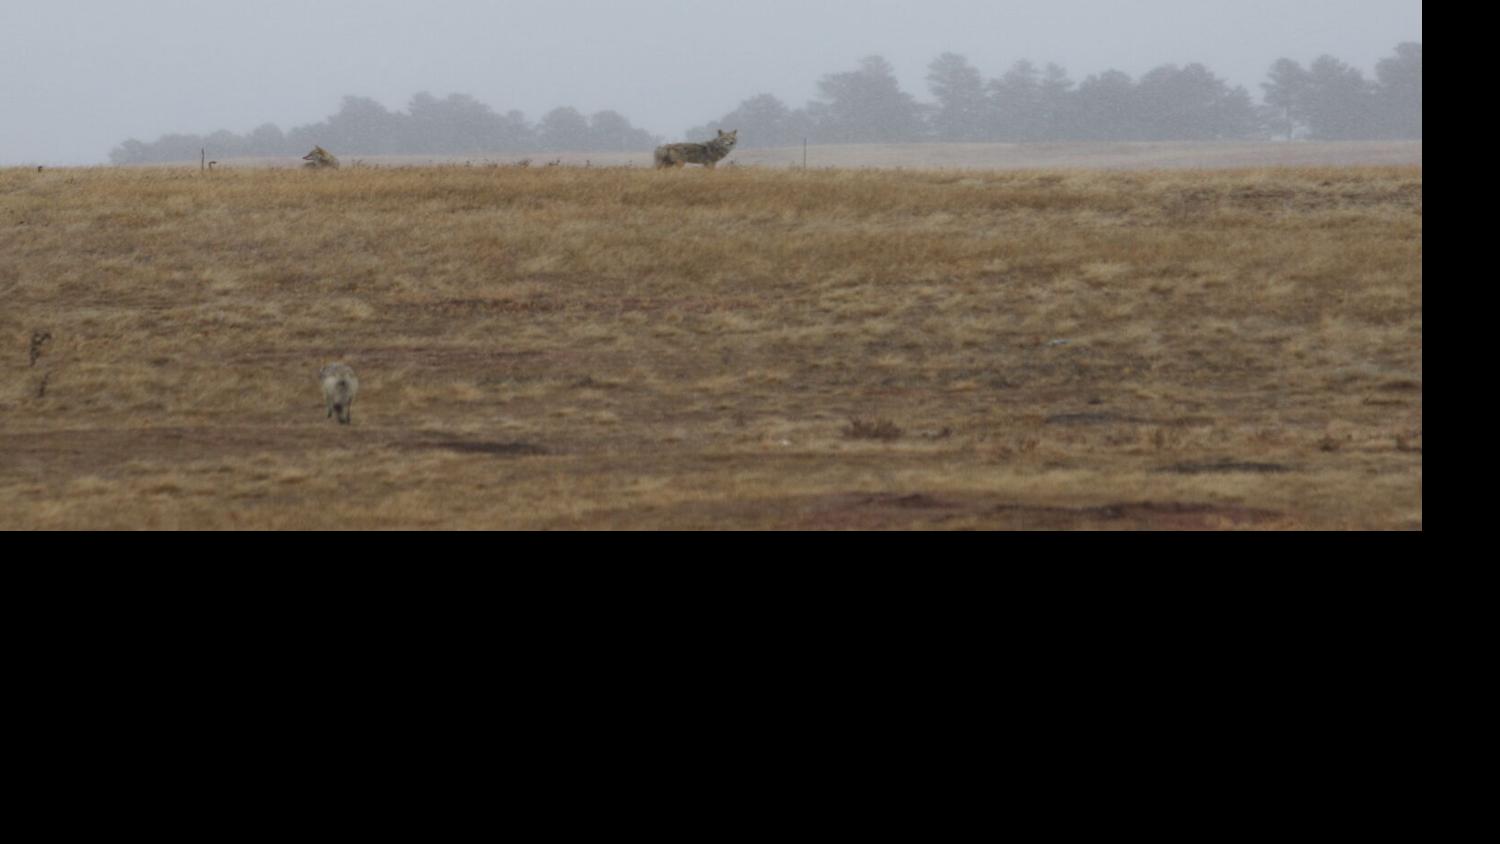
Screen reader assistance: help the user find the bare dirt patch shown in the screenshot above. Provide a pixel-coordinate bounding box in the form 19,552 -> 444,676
411,439 -> 548,456
789,492 -> 1288,530
1158,459 -> 1294,475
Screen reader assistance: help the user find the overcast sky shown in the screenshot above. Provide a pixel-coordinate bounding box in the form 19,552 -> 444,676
1,0 -> 1422,165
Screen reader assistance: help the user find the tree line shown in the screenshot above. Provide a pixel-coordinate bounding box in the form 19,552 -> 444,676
110,42 -> 1419,164
691,44 -> 1420,146
110,93 -> 660,164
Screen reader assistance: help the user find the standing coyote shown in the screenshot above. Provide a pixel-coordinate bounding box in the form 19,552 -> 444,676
303,146 -> 340,169
319,364 -> 359,424
654,129 -> 738,169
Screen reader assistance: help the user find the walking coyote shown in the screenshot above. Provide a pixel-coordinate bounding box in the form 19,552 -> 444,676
319,364 -> 359,424
654,129 -> 738,169
303,146 -> 340,169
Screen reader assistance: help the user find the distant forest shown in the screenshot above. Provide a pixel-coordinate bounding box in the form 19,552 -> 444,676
111,43 -> 1420,164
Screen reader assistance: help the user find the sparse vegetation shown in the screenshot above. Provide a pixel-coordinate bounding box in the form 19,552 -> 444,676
844,418 -> 904,441
0,159 -> 1422,529
28,331 -> 50,367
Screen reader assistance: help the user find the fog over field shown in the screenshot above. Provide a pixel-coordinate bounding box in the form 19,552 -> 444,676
2,0 -> 1421,165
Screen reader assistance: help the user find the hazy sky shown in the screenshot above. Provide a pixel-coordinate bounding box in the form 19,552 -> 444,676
1,0 -> 1421,164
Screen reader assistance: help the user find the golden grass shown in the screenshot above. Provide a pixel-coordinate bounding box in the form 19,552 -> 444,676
0,163 -> 1422,529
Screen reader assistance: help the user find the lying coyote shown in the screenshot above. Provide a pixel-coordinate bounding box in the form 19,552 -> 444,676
654,129 -> 737,169
302,146 -> 340,169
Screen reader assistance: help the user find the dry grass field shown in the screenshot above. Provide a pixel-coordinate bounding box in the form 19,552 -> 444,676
209,139 -> 1423,172
0,159 -> 1422,529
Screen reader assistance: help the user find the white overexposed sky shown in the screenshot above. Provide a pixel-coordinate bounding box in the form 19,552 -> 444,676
0,0 -> 1422,164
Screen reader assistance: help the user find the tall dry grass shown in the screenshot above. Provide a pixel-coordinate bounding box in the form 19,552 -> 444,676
0,163 -> 1421,528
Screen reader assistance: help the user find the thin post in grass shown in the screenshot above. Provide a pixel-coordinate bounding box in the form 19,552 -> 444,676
803,138 -> 807,170
200,148 -> 205,173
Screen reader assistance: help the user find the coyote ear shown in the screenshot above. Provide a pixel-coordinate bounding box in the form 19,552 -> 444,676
718,129 -> 726,137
